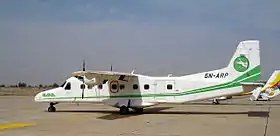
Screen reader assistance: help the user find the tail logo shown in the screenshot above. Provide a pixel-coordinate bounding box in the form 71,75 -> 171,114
234,56 -> 249,72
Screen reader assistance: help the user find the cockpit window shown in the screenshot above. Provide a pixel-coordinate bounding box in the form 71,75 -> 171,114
65,82 -> 71,90
60,81 -> 66,87
75,76 -> 84,81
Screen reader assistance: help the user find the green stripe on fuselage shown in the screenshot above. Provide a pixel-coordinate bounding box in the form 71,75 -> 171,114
41,65 -> 261,100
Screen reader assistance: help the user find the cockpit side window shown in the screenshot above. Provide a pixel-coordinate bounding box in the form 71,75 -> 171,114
60,81 -> 66,87
65,82 -> 71,90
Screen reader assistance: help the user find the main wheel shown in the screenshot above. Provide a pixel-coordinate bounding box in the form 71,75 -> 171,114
119,106 -> 129,115
48,106 -> 56,112
134,108 -> 144,114
212,99 -> 220,105
212,101 -> 220,105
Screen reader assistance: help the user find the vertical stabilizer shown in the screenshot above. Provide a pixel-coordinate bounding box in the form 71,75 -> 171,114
225,40 -> 261,82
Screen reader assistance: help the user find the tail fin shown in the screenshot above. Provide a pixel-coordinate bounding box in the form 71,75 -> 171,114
250,70 -> 280,100
225,40 -> 261,82
260,70 -> 280,100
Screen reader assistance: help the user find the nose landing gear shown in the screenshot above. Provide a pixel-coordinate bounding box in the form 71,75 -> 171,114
47,102 -> 58,112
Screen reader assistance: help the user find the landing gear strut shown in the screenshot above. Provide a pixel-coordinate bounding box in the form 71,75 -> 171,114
48,102 -> 57,112
212,99 -> 220,105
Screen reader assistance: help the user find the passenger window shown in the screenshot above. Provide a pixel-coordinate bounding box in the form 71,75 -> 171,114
98,84 -> 103,89
120,84 -> 125,90
65,82 -> 71,90
167,84 -> 173,90
111,84 -> 118,89
133,84 -> 138,90
144,84 -> 149,90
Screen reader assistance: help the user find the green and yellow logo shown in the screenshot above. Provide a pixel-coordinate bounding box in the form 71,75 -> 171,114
234,56 -> 249,72
42,93 -> 56,97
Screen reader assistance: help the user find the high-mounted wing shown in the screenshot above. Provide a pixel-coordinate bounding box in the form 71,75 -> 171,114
72,70 -> 138,85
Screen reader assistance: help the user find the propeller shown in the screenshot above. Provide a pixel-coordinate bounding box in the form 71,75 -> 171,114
81,60 -> 86,99
83,60 -> 86,71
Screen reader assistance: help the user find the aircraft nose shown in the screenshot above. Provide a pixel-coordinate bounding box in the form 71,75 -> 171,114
34,92 -> 43,101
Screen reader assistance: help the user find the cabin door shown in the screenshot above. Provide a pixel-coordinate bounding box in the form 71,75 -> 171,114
154,80 -> 168,102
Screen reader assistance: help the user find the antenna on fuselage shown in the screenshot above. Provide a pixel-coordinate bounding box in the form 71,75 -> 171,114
131,68 -> 135,74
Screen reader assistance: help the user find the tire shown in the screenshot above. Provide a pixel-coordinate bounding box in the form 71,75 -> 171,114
134,108 -> 144,114
119,106 -> 129,115
48,106 -> 56,112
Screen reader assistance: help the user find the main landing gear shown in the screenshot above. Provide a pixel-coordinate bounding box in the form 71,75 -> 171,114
48,102 -> 58,112
119,106 -> 129,115
119,106 -> 144,115
212,99 -> 220,105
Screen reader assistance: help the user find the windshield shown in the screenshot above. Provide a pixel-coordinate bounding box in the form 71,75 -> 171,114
74,76 -> 84,82
60,81 -> 66,87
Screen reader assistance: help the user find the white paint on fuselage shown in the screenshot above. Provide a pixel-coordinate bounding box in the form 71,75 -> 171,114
34,40 -> 261,108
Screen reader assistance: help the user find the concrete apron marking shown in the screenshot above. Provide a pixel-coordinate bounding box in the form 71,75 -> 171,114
0,123 -> 35,130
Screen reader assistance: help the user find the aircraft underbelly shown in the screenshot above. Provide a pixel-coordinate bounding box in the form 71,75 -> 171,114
103,99 -> 157,108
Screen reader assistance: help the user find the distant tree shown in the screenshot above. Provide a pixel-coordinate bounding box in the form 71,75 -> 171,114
10,85 -> 18,87
39,84 -> 43,88
18,82 -> 27,87
0,84 -> 5,87
28,85 -> 32,88
52,83 -> 59,88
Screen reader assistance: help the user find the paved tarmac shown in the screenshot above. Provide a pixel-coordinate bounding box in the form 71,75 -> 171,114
0,96 -> 279,136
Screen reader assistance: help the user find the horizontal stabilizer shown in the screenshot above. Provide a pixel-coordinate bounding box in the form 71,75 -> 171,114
240,82 -> 265,86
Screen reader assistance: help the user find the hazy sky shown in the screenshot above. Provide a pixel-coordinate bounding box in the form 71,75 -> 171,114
0,0 -> 279,85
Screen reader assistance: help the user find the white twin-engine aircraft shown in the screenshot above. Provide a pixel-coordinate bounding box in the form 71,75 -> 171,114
35,40 -> 262,114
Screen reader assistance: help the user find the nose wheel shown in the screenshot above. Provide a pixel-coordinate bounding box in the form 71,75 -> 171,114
47,102 -> 58,112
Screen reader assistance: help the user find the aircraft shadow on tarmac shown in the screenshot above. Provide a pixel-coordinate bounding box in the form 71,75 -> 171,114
54,106 -> 269,120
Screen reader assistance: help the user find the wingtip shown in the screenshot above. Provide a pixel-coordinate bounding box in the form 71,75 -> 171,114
72,71 -> 86,76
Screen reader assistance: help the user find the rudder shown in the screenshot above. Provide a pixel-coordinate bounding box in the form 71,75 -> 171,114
225,40 -> 261,82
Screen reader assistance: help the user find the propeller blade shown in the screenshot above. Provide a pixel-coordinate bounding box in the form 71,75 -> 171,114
82,60 -> 86,71
82,60 -> 86,99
